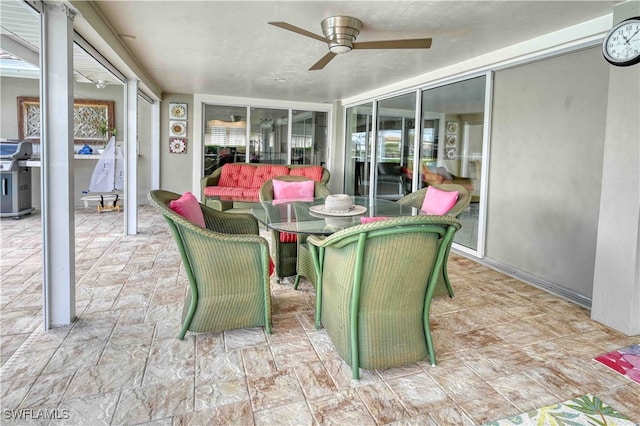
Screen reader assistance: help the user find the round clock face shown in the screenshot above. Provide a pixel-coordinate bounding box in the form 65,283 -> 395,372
602,17 -> 640,66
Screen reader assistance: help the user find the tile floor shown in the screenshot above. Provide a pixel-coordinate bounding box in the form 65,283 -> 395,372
1,206 -> 639,425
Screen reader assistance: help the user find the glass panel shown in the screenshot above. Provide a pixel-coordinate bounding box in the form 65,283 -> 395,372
345,103 -> 373,196
376,92 -> 416,200
203,105 -> 246,174
137,94 -> 153,205
250,107 -> 288,164
421,75 -> 486,250
291,110 -> 327,166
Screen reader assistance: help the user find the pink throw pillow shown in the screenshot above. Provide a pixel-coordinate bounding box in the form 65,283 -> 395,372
421,186 -> 459,215
272,179 -> 315,202
169,192 -> 206,228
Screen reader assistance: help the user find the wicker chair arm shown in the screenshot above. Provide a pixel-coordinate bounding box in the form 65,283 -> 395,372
307,215 -> 461,248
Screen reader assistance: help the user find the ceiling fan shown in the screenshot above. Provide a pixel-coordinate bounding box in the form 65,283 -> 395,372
268,16 -> 432,70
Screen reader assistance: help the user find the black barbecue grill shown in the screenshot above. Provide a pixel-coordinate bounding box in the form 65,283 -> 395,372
1,141 -> 34,219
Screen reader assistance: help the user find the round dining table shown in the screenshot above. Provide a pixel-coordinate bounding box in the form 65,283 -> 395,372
251,196 -> 420,236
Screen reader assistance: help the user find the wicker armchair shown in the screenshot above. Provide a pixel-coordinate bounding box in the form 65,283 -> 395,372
259,176 -> 331,286
148,190 -> 272,339
307,215 -> 461,379
396,183 -> 471,297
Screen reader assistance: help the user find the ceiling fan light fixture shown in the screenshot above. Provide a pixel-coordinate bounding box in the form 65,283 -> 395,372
329,43 -> 352,54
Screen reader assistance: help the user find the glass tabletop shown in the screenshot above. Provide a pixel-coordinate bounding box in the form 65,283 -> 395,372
252,196 -> 420,236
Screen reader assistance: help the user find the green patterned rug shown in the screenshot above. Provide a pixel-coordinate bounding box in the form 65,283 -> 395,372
483,394 -> 637,426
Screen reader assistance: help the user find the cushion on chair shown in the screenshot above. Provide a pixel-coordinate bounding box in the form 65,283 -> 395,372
421,186 -> 459,215
360,216 -> 390,224
272,179 -> 315,243
272,178 -> 315,203
169,192 -> 206,228
279,232 -> 297,243
290,166 -> 324,182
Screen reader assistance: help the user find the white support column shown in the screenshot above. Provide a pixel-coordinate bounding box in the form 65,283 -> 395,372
151,100 -> 160,190
591,0 -> 640,335
40,3 -> 76,328
125,79 -> 138,235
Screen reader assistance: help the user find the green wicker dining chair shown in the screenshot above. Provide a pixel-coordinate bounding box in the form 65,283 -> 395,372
396,183 -> 471,298
307,215 -> 461,379
259,176 -> 331,287
148,190 -> 272,339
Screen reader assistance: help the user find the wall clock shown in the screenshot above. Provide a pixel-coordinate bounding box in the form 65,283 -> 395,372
602,17 -> 640,67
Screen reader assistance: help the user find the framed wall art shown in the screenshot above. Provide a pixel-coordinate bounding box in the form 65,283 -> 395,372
169,120 -> 187,137
445,147 -> 457,160
169,138 -> 187,154
446,121 -> 458,134
17,97 -> 115,143
169,102 -> 187,120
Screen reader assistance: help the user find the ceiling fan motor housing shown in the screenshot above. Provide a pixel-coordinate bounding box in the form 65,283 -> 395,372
321,16 -> 362,53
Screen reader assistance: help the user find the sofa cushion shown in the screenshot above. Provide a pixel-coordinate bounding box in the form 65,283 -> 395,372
169,192 -> 206,228
421,186 -> 459,215
239,188 -> 260,203
218,163 -> 255,189
290,166 -> 324,182
251,165 -> 290,189
204,186 -> 245,200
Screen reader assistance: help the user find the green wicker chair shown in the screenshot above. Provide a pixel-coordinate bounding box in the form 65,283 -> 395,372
259,176 -> 331,286
148,190 -> 272,339
307,215 -> 461,379
396,183 -> 471,297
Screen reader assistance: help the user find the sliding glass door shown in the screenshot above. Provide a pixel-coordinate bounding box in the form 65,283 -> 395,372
345,103 -> 373,196
375,92 -> 416,200
421,75 -> 486,250
344,73 -> 488,253
202,104 -> 328,173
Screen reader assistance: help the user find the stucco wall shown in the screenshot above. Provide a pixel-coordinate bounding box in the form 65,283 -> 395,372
159,94 -> 194,194
486,46 -> 610,299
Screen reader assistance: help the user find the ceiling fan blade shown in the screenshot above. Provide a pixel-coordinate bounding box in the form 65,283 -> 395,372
309,52 -> 337,70
268,21 -> 330,43
352,38 -> 432,49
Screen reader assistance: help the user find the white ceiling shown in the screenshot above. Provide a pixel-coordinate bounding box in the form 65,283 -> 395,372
1,1 -> 621,103
90,0 -> 619,103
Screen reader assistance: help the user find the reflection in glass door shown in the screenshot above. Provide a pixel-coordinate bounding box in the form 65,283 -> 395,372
345,104 -> 373,196
376,93 -> 416,200
291,110 -> 328,166
421,75 -> 486,251
344,74 -> 488,253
